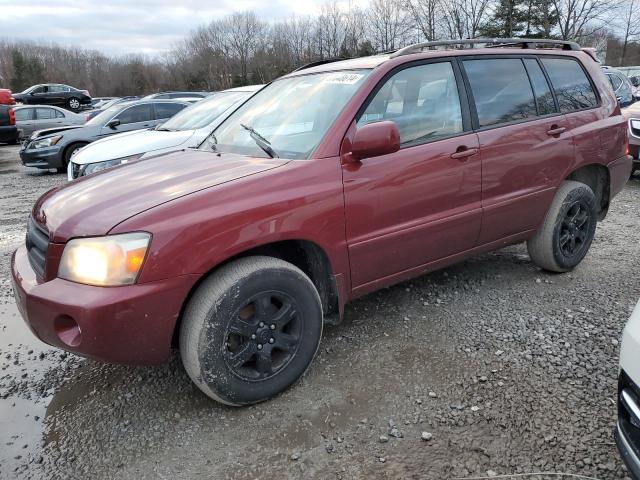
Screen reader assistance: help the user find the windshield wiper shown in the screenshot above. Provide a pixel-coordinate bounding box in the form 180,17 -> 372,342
240,124 -> 279,158
155,126 -> 175,132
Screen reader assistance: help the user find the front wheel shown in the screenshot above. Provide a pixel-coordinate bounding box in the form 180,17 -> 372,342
527,180 -> 598,273
180,256 -> 323,406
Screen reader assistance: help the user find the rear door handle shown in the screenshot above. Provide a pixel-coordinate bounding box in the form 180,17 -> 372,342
546,126 -> 566,136
450,147 -> 478,160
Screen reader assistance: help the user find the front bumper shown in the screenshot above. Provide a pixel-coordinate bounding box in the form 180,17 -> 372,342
19,144 -> 63,169
616,372 -> 640,480
11,245 -> 198,364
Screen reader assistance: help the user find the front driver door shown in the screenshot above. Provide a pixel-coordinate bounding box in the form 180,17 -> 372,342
342,60 -> 482,293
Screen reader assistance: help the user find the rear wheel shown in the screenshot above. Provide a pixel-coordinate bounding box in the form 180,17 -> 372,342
67,97 -> 81,111
180,256 -> 323,406
527,181 -> 598,273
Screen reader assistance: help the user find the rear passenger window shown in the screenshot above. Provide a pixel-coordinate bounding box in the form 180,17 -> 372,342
523,59 -> 557,116
463,58 -> 537,127
541,58 -> 597,112
357,62 -> 463,147
155,102 -> 186,119
36,108 -> 56,120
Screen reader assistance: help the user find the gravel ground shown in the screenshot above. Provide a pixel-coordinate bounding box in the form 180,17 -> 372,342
0,143 -> 638,480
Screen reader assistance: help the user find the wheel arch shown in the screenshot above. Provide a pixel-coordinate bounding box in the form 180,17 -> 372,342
565,163 -> 610,220
62,141 -> 89,165
171,239 -> 341,347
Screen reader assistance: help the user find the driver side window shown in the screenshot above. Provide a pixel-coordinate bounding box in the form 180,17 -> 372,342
113,104 -> 153,125
357,62 -> 463,147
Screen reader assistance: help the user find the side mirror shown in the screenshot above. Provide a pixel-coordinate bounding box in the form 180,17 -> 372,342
631,76 -> 639,87
107,119 -> 121,129
351,121 -> 400,161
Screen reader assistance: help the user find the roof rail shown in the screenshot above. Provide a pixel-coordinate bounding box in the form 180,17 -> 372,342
390,38 -> 581,58
292,58 -> 347,72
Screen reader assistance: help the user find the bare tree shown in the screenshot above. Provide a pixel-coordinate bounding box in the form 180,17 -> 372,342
441,0 -> 491,39
367,0 -> 414,51
405,0 -> 441,41
617,0 -> 640,65
551,0 -> 619,41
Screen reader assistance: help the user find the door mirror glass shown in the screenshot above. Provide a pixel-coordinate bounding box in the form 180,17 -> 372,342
350,121 -> 400,161
107,119 -> 121,129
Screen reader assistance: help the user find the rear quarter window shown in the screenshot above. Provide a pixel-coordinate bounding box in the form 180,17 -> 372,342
541,58 -> 598,112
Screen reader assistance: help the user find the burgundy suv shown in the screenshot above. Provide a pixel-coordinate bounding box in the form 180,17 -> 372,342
11,39 -> 632,405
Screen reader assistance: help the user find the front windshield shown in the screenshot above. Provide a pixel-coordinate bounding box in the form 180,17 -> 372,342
160,91 -> 251,131
206,70 -> 370,159
21,85 -> 37,94
86,105 -> 124,126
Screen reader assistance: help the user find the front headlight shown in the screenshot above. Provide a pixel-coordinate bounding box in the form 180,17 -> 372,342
30,135 -> 62,149
81,153 -> 143,176
58,232 -> 151,286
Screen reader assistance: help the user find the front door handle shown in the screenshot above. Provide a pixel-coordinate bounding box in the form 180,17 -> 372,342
450,147 -> 478,160
546,126 -> 566,136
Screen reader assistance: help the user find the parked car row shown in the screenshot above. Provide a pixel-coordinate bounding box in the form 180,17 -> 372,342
20,99 -> 189,171
6,39 -> 639,477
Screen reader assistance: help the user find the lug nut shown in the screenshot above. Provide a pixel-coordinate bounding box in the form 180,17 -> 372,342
257,344 -> 263,350
259,322 -> 265,328
269,338 -> 275,344
270,324 -> 276,330
251,334 -> 256,340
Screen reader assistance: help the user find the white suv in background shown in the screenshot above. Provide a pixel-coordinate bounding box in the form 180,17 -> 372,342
616,300 -> 640,479
68,85 -> 263,180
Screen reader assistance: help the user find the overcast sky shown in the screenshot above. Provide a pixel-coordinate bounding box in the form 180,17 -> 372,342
1,0 -> 367,56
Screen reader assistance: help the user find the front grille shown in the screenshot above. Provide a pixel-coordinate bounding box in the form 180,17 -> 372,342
25,217 -> 49,280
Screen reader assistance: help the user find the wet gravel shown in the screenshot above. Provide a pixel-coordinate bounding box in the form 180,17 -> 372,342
0,143 -> 639,479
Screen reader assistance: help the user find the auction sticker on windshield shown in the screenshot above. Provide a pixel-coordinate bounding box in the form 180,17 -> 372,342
322,73 -> 365,84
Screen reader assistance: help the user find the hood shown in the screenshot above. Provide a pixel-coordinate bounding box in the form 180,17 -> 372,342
30,125 -> 84,139
72,128 -> 196,165
33,149 -> 288,242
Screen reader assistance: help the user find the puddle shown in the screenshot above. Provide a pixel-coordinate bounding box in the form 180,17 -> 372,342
0,301 -> 57,473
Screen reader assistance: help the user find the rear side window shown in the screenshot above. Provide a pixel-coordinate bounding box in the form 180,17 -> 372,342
55,109 -> 65,118
36,108 -> 56,120
357,61 -> 464,147
114,104 -> 154,125
155,102 -> 186,119
523,59 -> 557,116
541,58 -> 597,112
463,58 -> 537,127
607,73 -> 622,91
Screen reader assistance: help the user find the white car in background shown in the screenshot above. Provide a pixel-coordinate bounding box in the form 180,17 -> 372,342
616,300 -> 640,480
68,85 -> 263,180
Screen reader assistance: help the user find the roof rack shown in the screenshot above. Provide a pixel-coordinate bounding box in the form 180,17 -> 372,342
390,38 -> 581,58
293,58 -> 347,72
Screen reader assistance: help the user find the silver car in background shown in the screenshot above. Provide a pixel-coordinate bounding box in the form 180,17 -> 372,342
14,105 -> 84,139
68,85 -> 263,179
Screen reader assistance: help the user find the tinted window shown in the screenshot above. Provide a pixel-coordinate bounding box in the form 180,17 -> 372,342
154,102 -> 186,119
114,104 -> 154,125
14,108 -> 34,121
32,86 -> 47,94
541,58 -> 597,112
154,94 -> 170,99
48,85 -> 63,93
464,58 -> 537,127
36,108 -> 56,120
357,62 -> 463,146
607,73 -> 622,91
523,59 -> 557,116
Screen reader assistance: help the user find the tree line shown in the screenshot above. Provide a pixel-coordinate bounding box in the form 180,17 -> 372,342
0,0 -> 638,96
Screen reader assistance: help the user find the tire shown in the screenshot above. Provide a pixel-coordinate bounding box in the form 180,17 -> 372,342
58,143 -> 86,173
67,97 -> 81,111
180,256 -> 323,406
527,180 -> 598,273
